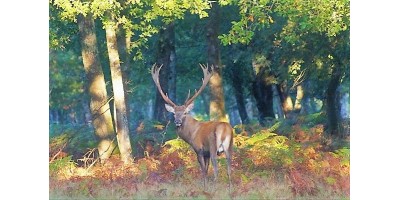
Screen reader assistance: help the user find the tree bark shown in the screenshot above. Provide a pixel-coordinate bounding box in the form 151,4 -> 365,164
233,81 -> 249,124
207,3 -> 228,122
326,64 -> 342,136
117,26 -> 133,131
294,85 -> 304,112
230,62 -> 249,124
279,81 -> 294,116
104,15 -> 133,164
77,14 -> 116,162
154,22 -> 176,123
272,84 -> 285,119
251,60 -> 274,125
300,80 -> 313,114
252,79 -> 274,125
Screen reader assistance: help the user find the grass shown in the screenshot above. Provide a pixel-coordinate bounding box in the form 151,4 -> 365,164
49,155 -> 349,200
50,174 -> 348,200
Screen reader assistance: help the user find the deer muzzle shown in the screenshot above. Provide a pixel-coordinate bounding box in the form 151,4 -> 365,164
174,119 -> 182,127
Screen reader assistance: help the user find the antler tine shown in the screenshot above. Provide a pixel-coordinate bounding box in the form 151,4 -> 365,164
151,64 -> 177,107
184,64 -> 214,106
185,90 -> 191,103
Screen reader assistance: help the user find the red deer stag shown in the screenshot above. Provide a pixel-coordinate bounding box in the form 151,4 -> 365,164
151,64 -> 233,188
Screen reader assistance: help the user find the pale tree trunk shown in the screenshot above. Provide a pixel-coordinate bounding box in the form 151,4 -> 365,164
279,81 -> 294,116
294,85 -> 304,112
207,3 -> 228,122
104,15 -> 133,164
77,14 -> 116,162
117,26 -> 133,130
300,80 -> 313,114
272,84 -> 285,119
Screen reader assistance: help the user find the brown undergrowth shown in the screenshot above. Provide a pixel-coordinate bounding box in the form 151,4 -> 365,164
50,122 -> 350,199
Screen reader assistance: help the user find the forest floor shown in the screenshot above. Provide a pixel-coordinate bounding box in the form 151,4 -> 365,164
49,116 -> 350,199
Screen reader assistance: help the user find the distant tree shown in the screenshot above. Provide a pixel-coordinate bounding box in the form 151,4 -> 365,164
218,0 -> 350,135
251,54 -> 275,125
227,59 -> 249,124
154,22 -> 177,123
207,2 -> 228,122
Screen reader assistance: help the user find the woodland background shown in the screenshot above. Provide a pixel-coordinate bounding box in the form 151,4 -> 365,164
48,0 -> 351,199
3,0 -> 399,199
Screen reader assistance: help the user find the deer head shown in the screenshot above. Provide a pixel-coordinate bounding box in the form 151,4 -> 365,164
151,64 -> 213,127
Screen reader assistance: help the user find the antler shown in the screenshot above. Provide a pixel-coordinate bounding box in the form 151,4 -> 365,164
184,64 -> 214,106
151,64 -> 177,107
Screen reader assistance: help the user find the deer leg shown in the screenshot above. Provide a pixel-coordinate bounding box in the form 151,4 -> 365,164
211,154 -> 218,182
196,151 -> 207,188
224,145 -> 233,191
204,155 -> 210,175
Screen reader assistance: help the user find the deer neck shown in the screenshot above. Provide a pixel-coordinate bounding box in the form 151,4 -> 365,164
176,115 -> 200,146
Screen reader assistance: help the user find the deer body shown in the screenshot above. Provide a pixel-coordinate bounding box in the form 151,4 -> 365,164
152,64 -> 233,188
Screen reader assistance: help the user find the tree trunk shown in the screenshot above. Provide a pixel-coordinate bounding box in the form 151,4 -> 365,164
326,64 -> 342,136
77,14 -> 116,162
82,100 -> 92,124
294,85 -> 304,112
167,25 -> 177,114
233,80 -> 249,124
207,3 -> 228,122
117,26 -> 133,131
300,80 -> 313,114
200,94 -> 210,117
154,22 -> 176,123
251,59 -> 274,125
230,62 -> 249,124
104,15 -> 133,163
272,84 -> 285,119
279,81 -> 294,116
252,79 -> 274,125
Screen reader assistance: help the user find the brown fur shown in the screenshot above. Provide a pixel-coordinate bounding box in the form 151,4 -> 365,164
151,64 -> 232,189
173,113 -> 233,189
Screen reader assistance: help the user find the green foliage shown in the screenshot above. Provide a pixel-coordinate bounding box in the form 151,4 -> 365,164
49,124 -> 97,159
267,121 -> 282,133
49,50 -> 86,110
50,4 -> 79,50
163,138 -> 192,153
334,147 -> 350,166
51,0 -> 211,60
219,0 -> 274,45
219,0 -> 349,45
302,112 -> 326,127
276,0 -> 350,37
49,155 -> 76,177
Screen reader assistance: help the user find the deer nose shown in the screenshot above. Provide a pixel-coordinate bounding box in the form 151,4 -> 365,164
174,120 -> 182,127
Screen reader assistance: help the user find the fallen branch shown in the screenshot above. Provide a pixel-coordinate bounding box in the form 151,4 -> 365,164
49,142 -> 67,163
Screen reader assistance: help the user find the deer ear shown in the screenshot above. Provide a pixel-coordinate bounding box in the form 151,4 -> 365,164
185,103 -> 194,113
165,104 -> 175,113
